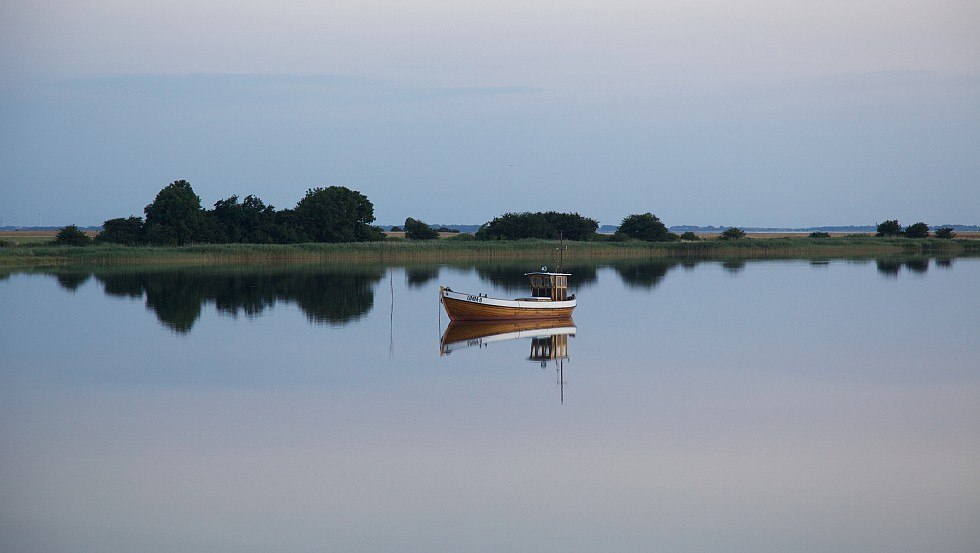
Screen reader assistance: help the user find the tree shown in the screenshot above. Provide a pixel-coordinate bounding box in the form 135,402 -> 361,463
935,227 -> 956,239
809,231 -> 830,238
719,227 -> 746,240
294,186 -> 383,242
617,213 -> 676,242
404,217 -> 439,240
54,225 -> 91,246
876,220 -> 903,237
144,180 -> 204,245
475,211 -> 598,241
205,194 -> 278,243
97,216 -> 145,245
680,231 -> 700,241
905,222 -> 930,238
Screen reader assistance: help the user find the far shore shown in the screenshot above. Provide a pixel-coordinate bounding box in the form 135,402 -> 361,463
2,232 -> 977,268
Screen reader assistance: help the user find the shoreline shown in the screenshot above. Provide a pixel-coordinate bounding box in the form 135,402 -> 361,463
2,235 -> 977,268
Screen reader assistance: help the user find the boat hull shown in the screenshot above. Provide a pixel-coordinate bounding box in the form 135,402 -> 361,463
441,288 -> 576,321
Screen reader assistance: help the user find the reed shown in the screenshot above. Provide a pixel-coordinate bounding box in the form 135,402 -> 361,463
1,236 -> 975,268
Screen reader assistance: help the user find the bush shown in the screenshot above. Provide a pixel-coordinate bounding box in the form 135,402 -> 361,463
876,219 -> 903,237
718,227 -> 746,240
446,232 -> 476,241
617,213 -> 675,242
476,211 -> 598,241
935,227 -> 956,239
404,217 -> 439,240
809,232 -> 830,238
97,216 -> 145,245
680,231 -> 700,241
389,226 -> 403,232
54,225 -> 92,246
904,222 -> 930,238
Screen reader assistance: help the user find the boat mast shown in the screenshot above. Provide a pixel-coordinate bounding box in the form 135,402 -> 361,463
557,231 -> 564,273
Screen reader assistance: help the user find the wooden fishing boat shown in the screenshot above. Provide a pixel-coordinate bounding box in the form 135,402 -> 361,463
440,270 -> 576,321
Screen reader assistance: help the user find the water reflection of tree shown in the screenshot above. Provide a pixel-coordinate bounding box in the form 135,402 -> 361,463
611,261 -> 675,289
905,259 -> 928,274
876,258 -> 930,276
406,267 -> 439,288
80,267 -> 384,333
55,271 -> 91,292
722,260 -> 746,273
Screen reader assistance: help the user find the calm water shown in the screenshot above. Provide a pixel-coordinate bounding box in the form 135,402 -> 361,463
1,257 -> 978,553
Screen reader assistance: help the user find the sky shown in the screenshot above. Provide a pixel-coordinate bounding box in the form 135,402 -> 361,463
1,0 -> 978,228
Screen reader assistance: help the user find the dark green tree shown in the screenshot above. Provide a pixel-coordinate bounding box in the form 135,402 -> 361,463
617,213 -> 676,242
54,225 -> 91,246
475,211 -> 598,241
680,231 -> 700,241
144,180 -> 204,245
904,222 -> 930,238
809,231 -> 830,238
294,186 -> 383,242
205,194 -> 278,243
875,219 -> 903,237
719,227 -> 746,240
97,216 -> 145,245
404,217 -> 439,240
935,227 -> 956,239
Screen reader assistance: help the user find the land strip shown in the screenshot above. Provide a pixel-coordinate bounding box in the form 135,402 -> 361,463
2,235 -> 977,268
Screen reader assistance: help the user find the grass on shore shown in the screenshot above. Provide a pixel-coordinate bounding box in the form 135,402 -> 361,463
2,235 -> 978,268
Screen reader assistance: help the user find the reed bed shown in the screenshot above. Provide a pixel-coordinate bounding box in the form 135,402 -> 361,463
1,236 -> 976,268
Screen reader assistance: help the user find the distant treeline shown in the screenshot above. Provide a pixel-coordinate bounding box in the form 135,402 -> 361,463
42,179 -> 973,247
84,180 -> 674,246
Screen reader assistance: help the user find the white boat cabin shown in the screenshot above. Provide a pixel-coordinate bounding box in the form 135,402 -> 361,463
524,271 -> 572,301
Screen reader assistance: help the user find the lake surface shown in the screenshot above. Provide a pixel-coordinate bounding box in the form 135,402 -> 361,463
2,257 -> 978,553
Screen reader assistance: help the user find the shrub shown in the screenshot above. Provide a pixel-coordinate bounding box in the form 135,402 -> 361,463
446,232 -> 476,241
904,222 -> 930,238
404,217 -> 439,240
809,232 -> 830,238
679,231 -> 700,241
935,227 -> 956,239
54,225 -> 92,246
476,211 -> 598,241
97,216 -> 145,245
718,227 -> 746,240
876,219 -> 903,237
617,213 -> 675,242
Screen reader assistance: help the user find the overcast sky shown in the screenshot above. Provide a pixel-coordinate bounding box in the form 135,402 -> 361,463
1,0 -> 978,227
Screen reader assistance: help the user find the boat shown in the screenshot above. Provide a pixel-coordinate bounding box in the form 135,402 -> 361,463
440,269 -> 576,321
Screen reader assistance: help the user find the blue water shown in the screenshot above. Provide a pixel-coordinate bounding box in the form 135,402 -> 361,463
1,257 -> 978,553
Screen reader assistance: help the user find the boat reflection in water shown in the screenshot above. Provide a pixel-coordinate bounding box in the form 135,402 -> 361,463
440,318 -> 576,402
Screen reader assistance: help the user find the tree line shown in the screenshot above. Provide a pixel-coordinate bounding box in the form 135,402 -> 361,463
47,179 -> 961,247
875,220 -> 956,239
